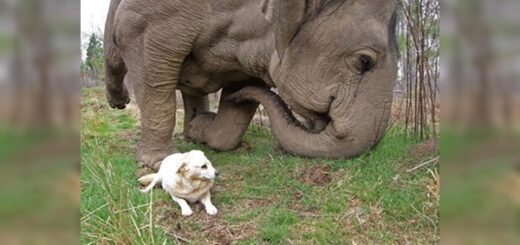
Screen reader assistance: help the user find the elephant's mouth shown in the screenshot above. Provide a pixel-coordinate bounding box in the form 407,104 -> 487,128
256,89 -> 332,134
233,87 -> 354,137
270,91 -> 333,133
240,88 -> 310,130
282,90 -> 356,139
290,106 -> 331,133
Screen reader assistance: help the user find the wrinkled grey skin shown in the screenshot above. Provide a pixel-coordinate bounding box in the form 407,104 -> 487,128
104,0 -> 398,169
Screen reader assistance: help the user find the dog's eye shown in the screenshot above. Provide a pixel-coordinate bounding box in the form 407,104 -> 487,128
201,164 -> 207,169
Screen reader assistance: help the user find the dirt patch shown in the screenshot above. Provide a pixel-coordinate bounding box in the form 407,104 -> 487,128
409,139 -> 438,161
329,168 -> 349,182
289,202 -> 319,217
212,165 -> 249,193
202,217 -> 257,245
226,196 -> 275,216
288,189 -> 320,214
210,182 -> 226,194
203,219 -> 232,245
243,197 -> 273,209
157,208 -> 256,244
156,209 -> 196,243
292,191 -> 303,202
299,165 -> 332,186
340,199 -> 384,232
228,222 -> 256,241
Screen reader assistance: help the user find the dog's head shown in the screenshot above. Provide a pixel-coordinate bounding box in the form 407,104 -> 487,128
177,150 -> 218,180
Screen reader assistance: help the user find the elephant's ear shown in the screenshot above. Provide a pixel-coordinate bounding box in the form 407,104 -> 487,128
261,0 -> 307,61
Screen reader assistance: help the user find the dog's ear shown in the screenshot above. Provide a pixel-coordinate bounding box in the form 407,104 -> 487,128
177,153 -> 192,175
177,162 -> 187,175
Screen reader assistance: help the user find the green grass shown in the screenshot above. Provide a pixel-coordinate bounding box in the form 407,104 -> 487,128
81,87 -> 439,244
439,127 -> 520,243
0,35 -> 12,53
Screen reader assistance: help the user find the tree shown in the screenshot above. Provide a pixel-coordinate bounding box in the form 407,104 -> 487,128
397,0 -> 439,140
85,33 -> 104,80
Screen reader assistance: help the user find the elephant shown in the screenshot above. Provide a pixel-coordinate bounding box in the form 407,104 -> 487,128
104,0 -> 398,169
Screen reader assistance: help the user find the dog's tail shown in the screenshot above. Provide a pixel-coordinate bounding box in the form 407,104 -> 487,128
139,174 -> 161,193
138,174 -> 156,186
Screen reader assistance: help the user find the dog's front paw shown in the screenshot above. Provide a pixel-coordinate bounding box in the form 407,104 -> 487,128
181,208 -> 193,216
205,205 -> 218,216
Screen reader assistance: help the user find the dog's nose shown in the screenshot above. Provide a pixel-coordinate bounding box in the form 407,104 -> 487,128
215,170 -> 220,177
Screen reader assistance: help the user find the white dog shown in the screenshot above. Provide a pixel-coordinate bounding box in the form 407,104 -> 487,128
139,150 -> 219,216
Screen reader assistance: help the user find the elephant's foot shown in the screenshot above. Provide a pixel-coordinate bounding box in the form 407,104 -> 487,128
137,144 -> 177,171
107,86 -> 130,109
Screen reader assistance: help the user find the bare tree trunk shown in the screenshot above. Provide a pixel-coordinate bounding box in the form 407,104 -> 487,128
9,1 -> 23,125
405,18 -> 411,137
34,1 -> 51,127
472,1 -> 492,129
10,0 -> 52,127
451,2 -> 463,124
399,0 -> 439,140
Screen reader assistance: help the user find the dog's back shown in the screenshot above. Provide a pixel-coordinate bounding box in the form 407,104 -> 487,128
139,153 -> 184,192
157,153 -> 184,175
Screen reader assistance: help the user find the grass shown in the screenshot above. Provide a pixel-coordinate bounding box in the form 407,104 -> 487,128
0,126 -> 79,243
439,127 -> 520,244
0,34 -> 12,53
81,87 -> 439,244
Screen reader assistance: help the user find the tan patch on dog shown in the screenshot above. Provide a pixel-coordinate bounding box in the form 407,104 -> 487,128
190,176 -> 209,184
175,180 -> 185,193
177,162 -> 187,176
190,179 -> 211,194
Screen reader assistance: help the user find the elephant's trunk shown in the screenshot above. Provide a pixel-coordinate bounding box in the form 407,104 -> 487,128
228,85 -> 392,158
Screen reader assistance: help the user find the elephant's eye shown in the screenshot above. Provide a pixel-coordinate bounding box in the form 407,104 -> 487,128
346,49 -> 377,74
357,55 -> 374,73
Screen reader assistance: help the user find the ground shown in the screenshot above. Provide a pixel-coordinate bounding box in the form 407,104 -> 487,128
80,87 -> 439,244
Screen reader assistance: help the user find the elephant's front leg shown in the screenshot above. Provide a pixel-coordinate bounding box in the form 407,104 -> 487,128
184,89 -> 259,151
135,82 -> 178,170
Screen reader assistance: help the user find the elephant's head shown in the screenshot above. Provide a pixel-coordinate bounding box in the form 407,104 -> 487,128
232,0 -> 398,158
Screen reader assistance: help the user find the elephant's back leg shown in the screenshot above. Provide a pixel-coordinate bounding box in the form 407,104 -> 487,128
181,93 -> 210,140
184,87 -> 259,151
207,88 -> 259,150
